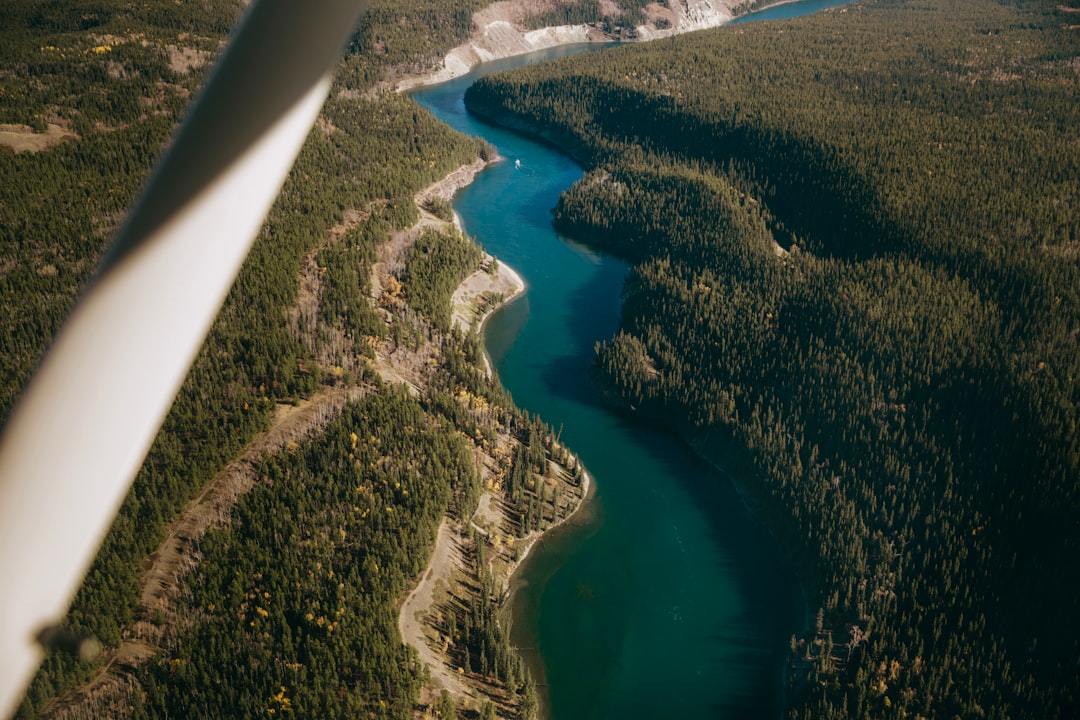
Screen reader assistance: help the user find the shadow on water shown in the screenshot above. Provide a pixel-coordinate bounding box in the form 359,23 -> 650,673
673,452 -> 800,719
521,190 -> 563,232
534,242 -> 628,405
538,352 -> 595,408
506,379 -> 800,720
483,293 -> 528,372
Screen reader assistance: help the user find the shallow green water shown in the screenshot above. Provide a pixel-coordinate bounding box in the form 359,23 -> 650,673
410,6 -> 845,714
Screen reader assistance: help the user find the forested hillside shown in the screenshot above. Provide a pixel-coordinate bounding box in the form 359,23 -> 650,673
134,389 -> 472,718
1,1 -> 579,718
464,1 -> 1080,718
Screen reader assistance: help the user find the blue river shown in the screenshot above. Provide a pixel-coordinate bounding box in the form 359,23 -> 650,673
410,3 -> 846,716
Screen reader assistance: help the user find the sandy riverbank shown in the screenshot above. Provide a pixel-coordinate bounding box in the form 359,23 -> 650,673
386,134 -> 610,714
391,152 -> 595,714
510,467 -> 593,578
452,254 -> 525,335
451,254 -> 526,377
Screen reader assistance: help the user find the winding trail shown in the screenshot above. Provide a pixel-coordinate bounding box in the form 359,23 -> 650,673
397,519 -> 473,698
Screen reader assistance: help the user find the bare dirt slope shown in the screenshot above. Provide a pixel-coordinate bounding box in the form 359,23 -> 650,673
397,0 -> 757,90
0,123 -> 76,153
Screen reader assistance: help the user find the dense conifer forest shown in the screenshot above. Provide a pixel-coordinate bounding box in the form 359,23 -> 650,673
464,0 -> 1079,717
6,0 -> 1078,718
2,0 -> 574,717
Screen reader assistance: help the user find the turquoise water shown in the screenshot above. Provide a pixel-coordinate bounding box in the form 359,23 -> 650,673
410,4 -> 846,715
731,0 -> 854,24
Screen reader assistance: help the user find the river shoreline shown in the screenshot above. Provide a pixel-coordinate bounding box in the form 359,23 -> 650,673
395,154 -> 598,714
504,469 -> 600,720
451,244 -> 527,379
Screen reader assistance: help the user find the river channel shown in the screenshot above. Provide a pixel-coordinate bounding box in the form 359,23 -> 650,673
410,4 -> 847,716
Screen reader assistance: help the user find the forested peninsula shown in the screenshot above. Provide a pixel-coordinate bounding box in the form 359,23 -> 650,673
463,1 -> 1080,718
